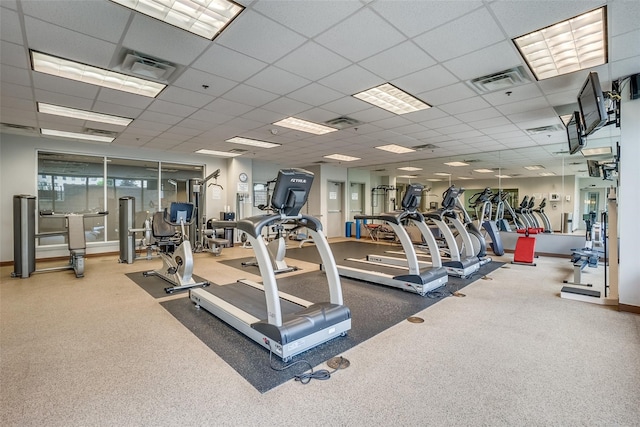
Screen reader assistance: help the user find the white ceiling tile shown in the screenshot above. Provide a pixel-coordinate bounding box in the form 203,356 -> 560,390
122,14 -> 210,66
3,95 -> 33,112
358,40 -> 436,81
166,126 -> 204,137
204,98 -> 255,116
1,64 -> 31,86
252,0 -> 361,38
191,44 -> 267,82
315,8 -> 406,62
240,108 -> 287,124
608,1 -> 640,36
260,97 -> 312,117
610,56 -> 640,81
319,65 -> 382,95
147,100 -> 198,117
321,97 -> 373,117
221,84 -> 280,107
394,65 -> 459,94
21,0 -> 130,43
370,1 -> 483,38
287,83 -> 344,106
224,116 -> 263,131
24,17 -> 117,68
245,66 -> 310,95
482,83 -> 544,107
172,68 -> 238,97
188,109 -> 234,125
126,119 -> 171,134
1,7 -> 23,44
610,29 -> 640,62
439,96 -> 491,115
34,89 -> 93,110
92,101 -> 142,119
137,110 -> 183,126
414,7 -> 505,62
1,41 -> 29,68
274,42 -> 351,81
497,97 -> 551,116
178,118 -> 220,132
456,107 -> 503,124
420,83 -> 476,107
216,10 -> 307,64
157,87 -> 215,109
443,41 -> 522,81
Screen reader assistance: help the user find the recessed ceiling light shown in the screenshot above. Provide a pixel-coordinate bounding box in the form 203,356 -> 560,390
324,154 -> 360,162
434,172 -> 451,176
40,128 -> 114,143
195,149 -> 242,157
444,161 -> 469,167
398,175 -> 418,179
353,83 -> 431,115
539,172 -> 557,176
581,146 -> 612,156
495,174 -> 511,178
513,7 -> 607,80
272,117 -> 337,135
375,144 -> 415,154
37,103 -> 132,126
110,0 -> 244,40
426,178 -> 442,182
31,51 -> 165,97
474,169 -> 494,173
524,165 -> 545,170
457,176 -> 473,180
226,136 -> 280,148
398,166 -> 422,171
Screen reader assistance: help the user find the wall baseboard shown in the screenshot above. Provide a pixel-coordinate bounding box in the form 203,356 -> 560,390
619,304 -> 640,314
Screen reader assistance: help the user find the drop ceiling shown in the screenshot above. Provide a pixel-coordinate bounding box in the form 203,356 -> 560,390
1,0 -> 638,180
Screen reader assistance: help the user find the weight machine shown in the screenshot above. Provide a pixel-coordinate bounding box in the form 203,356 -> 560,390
12,194 -> 107,279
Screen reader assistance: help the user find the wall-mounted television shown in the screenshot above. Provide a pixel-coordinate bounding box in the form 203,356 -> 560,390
577,71 -> 608,136
587,160 -> 601,178
566,111 -> 586,155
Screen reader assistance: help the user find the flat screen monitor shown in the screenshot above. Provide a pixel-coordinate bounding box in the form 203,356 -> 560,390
401,184 -> 423,210
587,160 -> 601,178
566,111 -> 586,155
577,71 -> 608,136
270,168 -> 314,216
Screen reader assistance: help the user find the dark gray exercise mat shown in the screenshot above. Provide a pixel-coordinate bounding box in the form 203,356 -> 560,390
218,257 -> 302,274
125,272 -> 209,299
159,261 -> 504,393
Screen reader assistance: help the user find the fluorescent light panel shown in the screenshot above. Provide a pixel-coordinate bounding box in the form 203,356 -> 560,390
495,174 -> 511,178
353,83 -> 431,115
524,165 -> 545,170
474,169 -> 494,173
582,146 -> 612,156
37,103 -> 132,126
398,166 -> 422,171
539,172 -> 556,176
434,172 -> 451,176
41,128 -> 114,143
444,161 -> 469,167
324,154 -> 360,162
31,51 -> 165,97
426,178 -> 442,182
111,0 -> 244,40
397,175 -> 418,179
513,7 -> 607,80
375,144 -> 415,154
457,176 -> 473,180
195,149 -> 241,157
226,136 -> 280,148
272,117 -> 337,135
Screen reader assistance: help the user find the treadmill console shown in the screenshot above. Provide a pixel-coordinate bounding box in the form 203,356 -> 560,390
270,168 -> 314,216
441,186 -> 461,210
401,184 -> 423,211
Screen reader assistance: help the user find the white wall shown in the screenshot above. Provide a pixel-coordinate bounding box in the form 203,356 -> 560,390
0,133 -> 227,262
618,84 -> 640,308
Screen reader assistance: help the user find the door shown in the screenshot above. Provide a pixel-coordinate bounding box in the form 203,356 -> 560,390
349,183 -> 364,219
327,181 -> 344,238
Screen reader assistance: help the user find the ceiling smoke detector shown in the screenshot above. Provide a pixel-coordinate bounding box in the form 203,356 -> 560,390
120,51 -> 176,81
466,66 -> 531,94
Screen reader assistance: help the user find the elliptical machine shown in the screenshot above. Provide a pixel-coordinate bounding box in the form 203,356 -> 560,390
143,202 -> 209,294
469,188 -> 504,256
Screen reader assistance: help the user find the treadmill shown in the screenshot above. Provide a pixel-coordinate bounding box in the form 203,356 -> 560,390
335,184 -> 448,296
190,169 -> 351,362
424,186 -> 480,278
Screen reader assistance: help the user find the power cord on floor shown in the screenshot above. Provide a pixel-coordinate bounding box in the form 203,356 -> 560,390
268,345 -> 347,384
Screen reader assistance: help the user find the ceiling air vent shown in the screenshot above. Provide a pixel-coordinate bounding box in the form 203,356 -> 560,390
229,148 -> 248,153
84,128 -> 119,138
324,116 -> 362,130
412,143 -> 439,150
120,51 -> 176,81
374,168 -> 387,172
525,124 -> 565,135
462,159 -> 481,163
466,66 -> 531,94
314,160 -> 328,164
1,122 -> 37,133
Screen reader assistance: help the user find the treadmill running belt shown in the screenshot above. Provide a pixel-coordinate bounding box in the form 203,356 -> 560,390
204,281 -> 302,319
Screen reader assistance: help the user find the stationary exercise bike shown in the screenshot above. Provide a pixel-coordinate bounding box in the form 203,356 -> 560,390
143,202 -> 209,294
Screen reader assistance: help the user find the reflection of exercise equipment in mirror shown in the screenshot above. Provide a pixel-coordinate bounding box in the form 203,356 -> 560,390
118,196 -> 157,264
190,168 -> 351,362
562,211 -> 604,287
467,188 -> 504,256
371,185 -> 396,215
143,202 -> 209,294
187,169 -> 225,253
12,194 -> 107,279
